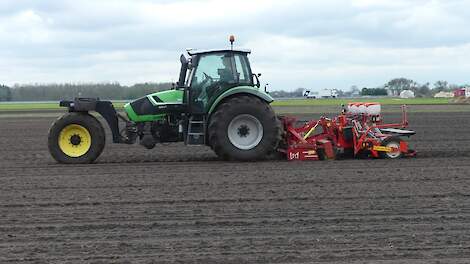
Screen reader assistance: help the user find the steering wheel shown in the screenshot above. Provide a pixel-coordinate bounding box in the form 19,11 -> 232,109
202,72 -> 213,84
195,72 -> 214,102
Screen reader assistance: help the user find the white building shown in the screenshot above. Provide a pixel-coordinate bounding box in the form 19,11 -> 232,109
434,91 -> 454,98
319,88 -> 338,98
303,90 -> 318,99
304,89 -> 338,99
399,90 -> 415,98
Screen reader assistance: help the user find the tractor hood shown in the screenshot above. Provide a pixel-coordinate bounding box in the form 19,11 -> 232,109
124,89 -> 184,122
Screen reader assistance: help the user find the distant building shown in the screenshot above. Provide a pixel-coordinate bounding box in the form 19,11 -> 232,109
453,87 -> 470,97
303,90 -> 317,99
304,88 -> 338,99
454,88 -> 465,97
434,91 -> 454,98
319,88 -> 338,98
399,90 -> 415,98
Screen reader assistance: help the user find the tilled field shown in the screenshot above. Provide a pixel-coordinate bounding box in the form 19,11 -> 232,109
1,108 -> 470,263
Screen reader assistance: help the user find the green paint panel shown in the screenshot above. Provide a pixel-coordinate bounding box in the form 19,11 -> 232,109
124,89 -> 184,122
149,90 -> 184,104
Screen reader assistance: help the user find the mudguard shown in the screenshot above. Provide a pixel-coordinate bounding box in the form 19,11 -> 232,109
60,98 -> 122,143
207,86 -> 274,115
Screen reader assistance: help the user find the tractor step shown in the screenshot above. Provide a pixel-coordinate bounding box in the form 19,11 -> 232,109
187,115 -> 206,145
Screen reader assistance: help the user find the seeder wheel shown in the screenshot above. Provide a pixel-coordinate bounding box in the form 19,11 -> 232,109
379,137 -> 403,159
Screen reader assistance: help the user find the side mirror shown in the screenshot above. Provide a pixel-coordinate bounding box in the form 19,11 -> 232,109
178,54 -> 189,89
180,54 -> 188,64
253,73 -> 261,88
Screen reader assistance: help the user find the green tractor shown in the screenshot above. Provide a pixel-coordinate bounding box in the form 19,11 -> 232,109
48,38 -> 281,163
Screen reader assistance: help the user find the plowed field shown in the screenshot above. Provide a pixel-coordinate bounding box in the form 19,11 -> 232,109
1,107 -> 470,263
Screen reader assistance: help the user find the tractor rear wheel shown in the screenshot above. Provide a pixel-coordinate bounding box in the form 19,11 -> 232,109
48,112 -> 106,164
208,95 -> 281,161
379,137 -> 403,159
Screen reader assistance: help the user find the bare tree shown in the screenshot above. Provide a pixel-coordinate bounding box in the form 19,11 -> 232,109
433,80 -> 449,92
386,78 -> 415,96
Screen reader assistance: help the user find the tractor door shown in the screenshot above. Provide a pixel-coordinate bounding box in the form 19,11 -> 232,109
188,52 -> 253,114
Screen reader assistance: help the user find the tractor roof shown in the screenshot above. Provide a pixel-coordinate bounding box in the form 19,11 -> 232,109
187,48 -> 251,56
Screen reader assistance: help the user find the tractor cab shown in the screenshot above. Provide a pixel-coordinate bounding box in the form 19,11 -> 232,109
180,49 -> 256,114
121,49 -> 256,123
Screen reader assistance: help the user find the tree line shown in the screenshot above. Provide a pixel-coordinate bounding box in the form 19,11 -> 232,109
0,82 -> 172,101
270,78 -> 467,98
0,85 -> 12,101
360,78 -> 464,97
0,78 -> 468,101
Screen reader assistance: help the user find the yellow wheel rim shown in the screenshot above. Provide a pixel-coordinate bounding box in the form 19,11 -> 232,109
58,124 -> 92,157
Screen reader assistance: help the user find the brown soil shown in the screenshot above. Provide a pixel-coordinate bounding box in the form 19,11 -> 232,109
1,110 -> 470,263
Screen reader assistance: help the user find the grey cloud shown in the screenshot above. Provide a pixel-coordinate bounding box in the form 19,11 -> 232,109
1,0 -> 470,89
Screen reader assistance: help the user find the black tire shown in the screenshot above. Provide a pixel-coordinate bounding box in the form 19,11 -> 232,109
48,112 -> 106,164
267,115 -> 287,160
336,148 -> 354,160
378,136 -> 403,159
208,95 -> 281,161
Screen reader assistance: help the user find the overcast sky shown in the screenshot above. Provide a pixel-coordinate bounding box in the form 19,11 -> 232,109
1,0 -> 470,91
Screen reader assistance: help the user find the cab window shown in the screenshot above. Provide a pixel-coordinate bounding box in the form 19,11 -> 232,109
189,53 -> 234,111
234,54 -> 252,85
189,52 -> 253,113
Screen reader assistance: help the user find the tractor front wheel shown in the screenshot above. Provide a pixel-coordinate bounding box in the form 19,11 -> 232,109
48,113 -> 106,164
208,95 -> 281,161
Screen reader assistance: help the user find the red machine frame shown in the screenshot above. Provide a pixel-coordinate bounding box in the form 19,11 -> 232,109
280,105 -> 416,161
